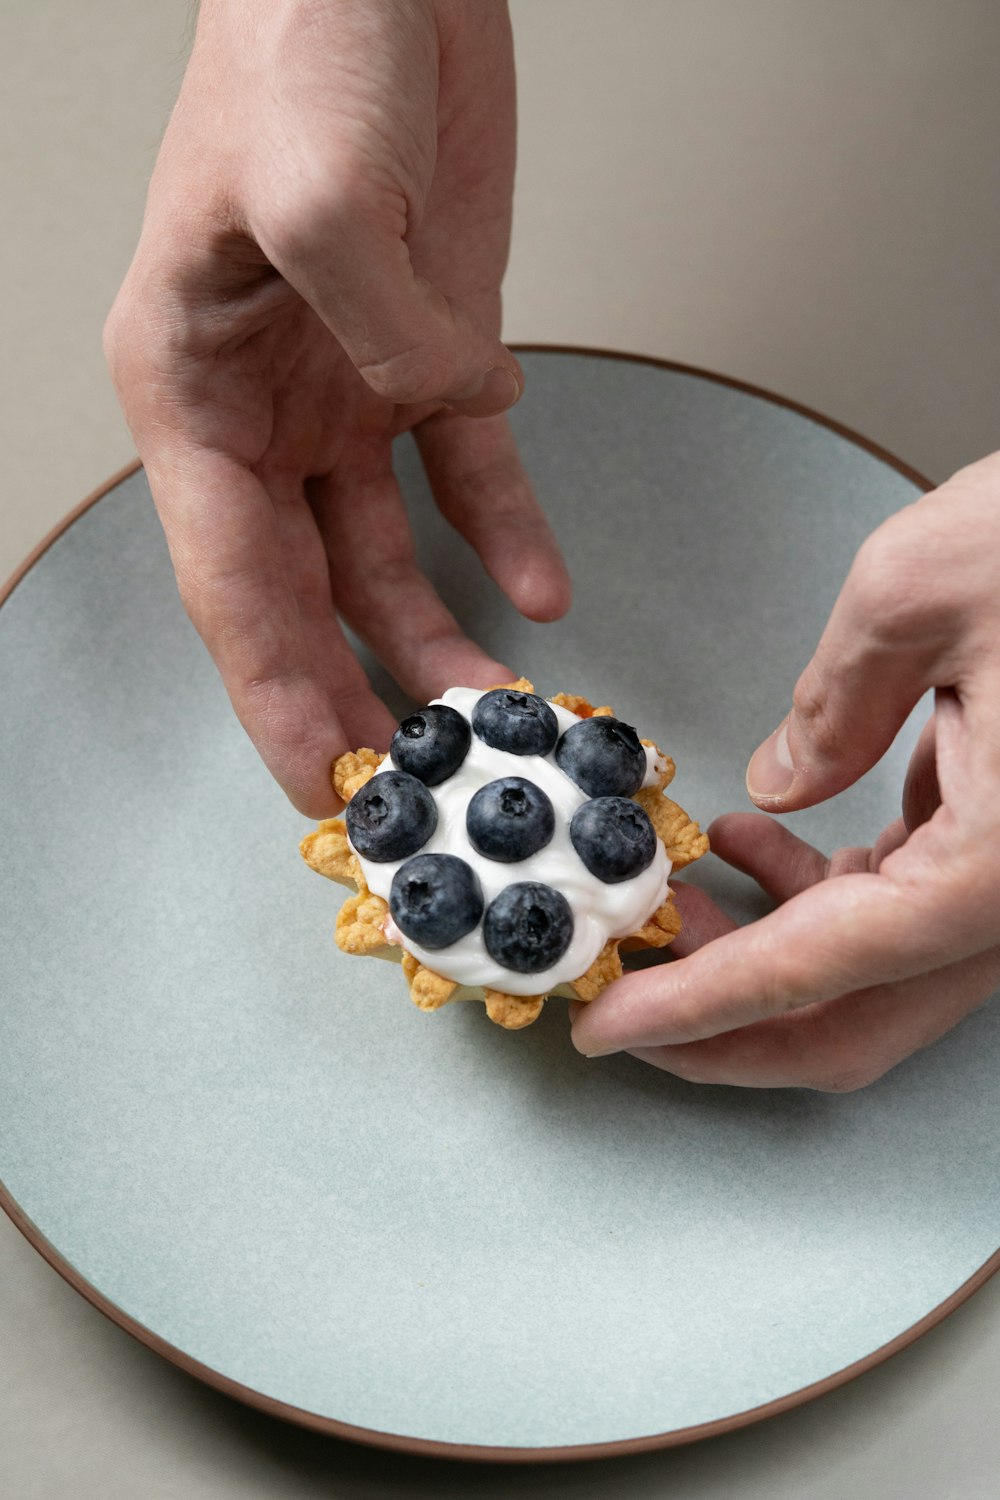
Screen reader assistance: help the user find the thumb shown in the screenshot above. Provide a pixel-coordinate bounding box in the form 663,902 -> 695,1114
257,195 -> 522,418
746,523 -> 945,811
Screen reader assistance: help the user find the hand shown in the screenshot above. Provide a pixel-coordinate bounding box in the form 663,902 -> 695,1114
104,0 -> 570,817
571,452 -> 1000,1089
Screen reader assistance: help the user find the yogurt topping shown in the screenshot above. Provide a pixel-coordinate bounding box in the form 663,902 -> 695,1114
349,688 -> 672,995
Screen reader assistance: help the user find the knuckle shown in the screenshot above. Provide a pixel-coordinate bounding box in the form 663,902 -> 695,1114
846,513 -> 926,643
766,963 -> 814,1017
445,459 -> 527,516
102,287 -> 141,386
770,1013 -> 885,1093
791,662 -> 846,764
761,933 -> 866,1024
102,270 -> 176,407
655,1008 -> 708,1047
259,165 -> 367,266
171,553 -> 240,636
263,189 -> 325,265
102,298 -> 125,368
790,1016 -> 893,1093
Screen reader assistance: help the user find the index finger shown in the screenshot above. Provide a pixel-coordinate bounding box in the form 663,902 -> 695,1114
570,816 -> 990,1057
145,444 -> 382,817
415,412 -> 572,625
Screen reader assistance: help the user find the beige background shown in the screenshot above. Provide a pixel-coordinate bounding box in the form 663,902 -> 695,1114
3,0 -> 1000,583
2,1 -> 1000,1495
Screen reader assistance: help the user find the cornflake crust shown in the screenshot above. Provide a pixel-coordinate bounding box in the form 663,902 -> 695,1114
299,681 -> 709,1031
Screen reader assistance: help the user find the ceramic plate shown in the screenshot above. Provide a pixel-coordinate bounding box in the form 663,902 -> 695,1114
2,351 -> 999,1461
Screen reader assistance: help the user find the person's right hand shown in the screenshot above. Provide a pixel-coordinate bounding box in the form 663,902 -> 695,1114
104,0 -> 570,817
571,452 -> 1000,1091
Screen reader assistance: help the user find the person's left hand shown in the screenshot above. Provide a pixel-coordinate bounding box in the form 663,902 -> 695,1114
105,0 -> 570,819
570,452 -> 1000,1089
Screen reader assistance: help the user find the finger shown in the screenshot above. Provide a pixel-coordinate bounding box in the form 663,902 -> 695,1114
710,810 -> 908,894
662,880 -> 739,958
625,942 -> 1000,1090
416,412 -> 572,623
308,438 -> 513,701
569,883 -> 739,1029
745,508 -> 956,812
254,199 -> 522,419
870,816 -> 910,868
569,811 -> 993,1057
263,473 -> 397,752
712,728 -> 937,897
707,813 -> 827,902
563,876 -> 734,1032
902,713 -> 941,831
145,445 -> 356,818
567,884 -> 734,1032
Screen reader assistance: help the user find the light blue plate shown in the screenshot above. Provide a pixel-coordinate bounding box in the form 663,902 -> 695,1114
2,351 -> 998,1459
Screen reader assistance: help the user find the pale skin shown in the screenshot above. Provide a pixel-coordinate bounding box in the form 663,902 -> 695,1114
105,0 -> 571,819
572,452 -> 1000,1087
107,0 -> 1000,1089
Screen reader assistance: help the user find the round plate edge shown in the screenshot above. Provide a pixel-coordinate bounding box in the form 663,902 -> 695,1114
2,350 -> 969,1464
3,1180 -> 999,1465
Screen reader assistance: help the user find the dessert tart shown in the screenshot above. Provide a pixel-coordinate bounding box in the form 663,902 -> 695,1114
300,680 -> 708,1030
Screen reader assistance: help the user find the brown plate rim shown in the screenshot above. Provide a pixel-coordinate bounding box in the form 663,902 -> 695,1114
6,346 -> 992,1468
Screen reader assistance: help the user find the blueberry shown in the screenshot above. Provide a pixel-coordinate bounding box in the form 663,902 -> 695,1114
471,689 -> 559,757
483,882 -> 574,973
555,717 -> 647,797
389,854 -> 484,950
345,770 -> 437,862
466,776 -> 555,863
390,704 -> 471,785
569,796 -> 657,883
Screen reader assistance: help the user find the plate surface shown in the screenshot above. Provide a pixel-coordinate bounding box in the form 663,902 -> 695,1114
2,351 -> 999,1459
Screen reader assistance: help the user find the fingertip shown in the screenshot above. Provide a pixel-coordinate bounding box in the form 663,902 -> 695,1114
568,993 -> 622,1058
272,729 -> 350,821
504,551 -> 573,623
287,780 -> 344,822
572,1030 -> 621,1060
745,717 -> 795,806
446,362 -> 523,419
706,810 -> 776,851
282,694 -> 398,819
429,652 -> 515,696
415,403 -> 573,623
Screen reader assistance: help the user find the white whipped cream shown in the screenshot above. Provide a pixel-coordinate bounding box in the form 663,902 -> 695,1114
349,688 -> 672,996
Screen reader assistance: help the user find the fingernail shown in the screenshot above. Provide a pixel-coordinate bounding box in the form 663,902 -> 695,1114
448,365 -> 521,417
746,716 -> 796,803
